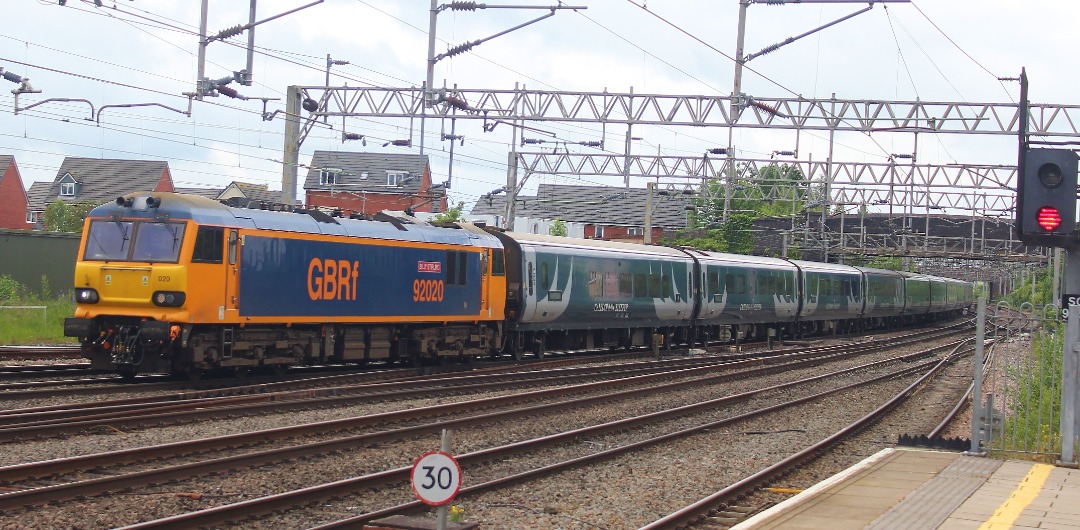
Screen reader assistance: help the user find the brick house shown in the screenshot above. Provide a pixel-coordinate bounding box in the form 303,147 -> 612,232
469,183 -> 693,242
303,151 -> 446,217
26,158 -> 174,228
0,155 -> 30,230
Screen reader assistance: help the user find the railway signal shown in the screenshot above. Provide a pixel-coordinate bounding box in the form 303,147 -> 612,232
1017,148 -> 1078,246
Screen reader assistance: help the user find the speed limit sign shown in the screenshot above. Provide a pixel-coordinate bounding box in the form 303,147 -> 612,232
410,451 -> 462,506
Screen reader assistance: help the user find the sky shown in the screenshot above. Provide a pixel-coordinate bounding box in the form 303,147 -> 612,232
2,0 -> 1078,215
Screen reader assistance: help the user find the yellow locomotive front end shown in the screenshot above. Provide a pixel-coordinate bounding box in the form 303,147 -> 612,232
65,195 -> 192,376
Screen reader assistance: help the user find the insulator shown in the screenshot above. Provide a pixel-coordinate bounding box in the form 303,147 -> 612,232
756,43 -> 781,58
706,148 -> 728,155
579,141 -> 602,148
774,151 -> 795,156
443,95 -> 471,111
389,139 -> 411,147
343,133 -> 364,141
444,41 -> 476,59
216,85 -> 241,99
751,100 -> 783,116
214,24 -> 246,40
447,1 -> 479,11
2,71 -> 23,83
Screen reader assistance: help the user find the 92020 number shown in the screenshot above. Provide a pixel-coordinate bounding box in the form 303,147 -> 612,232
413,279 -> 444,302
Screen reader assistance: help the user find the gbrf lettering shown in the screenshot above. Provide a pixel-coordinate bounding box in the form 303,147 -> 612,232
308,258 -> 359,301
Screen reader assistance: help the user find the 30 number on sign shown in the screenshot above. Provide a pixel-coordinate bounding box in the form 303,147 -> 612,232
410,451 -> 462,506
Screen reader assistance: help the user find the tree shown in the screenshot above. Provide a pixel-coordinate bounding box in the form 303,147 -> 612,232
665,162 -> 810,254
548,219 -> 567,236
429,201 -> 465,223
43,200 -> 95,233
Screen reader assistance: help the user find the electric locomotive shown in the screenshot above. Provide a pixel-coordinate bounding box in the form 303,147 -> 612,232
64,193 -> 505,377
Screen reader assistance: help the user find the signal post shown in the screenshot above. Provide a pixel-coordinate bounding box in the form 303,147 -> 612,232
1015,70 -> 1080,463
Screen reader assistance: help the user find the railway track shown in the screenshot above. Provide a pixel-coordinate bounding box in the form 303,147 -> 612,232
0,345 -> 81,361
0,326 -> 972,528
0,324 -> 971,443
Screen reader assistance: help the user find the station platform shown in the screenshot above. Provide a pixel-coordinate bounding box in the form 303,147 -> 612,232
733,448 -> 1080,530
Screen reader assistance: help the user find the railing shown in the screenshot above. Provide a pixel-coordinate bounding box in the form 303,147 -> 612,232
0,305 -> 47,325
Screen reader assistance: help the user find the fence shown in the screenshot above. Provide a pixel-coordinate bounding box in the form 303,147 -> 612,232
0,305 -> 47,325
972,299 -> 1079,463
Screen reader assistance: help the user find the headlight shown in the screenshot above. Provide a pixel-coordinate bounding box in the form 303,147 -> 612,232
75,288 -> 99,304
152,291 -> 186,307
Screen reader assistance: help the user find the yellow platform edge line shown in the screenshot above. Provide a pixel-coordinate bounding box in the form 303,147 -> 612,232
977,463 -> 1054,530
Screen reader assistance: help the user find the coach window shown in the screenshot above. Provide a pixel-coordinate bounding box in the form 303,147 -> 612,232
540,262 -> 550,290
192,226 -> 225,263
661,274 -> 672,299
736,274 -> 746,295
648,273 -> 660,298
588,271 -> 602,297
633,273 -> 647,298
527,262 -> 534,295
619,273 -> 632,299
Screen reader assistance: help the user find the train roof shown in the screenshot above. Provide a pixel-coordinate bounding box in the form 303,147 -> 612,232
685,249 -> 796,269
499,231 -> 693,259
88,192 -> 502,248
855,266 -> 906,279
787,259 -> 862,275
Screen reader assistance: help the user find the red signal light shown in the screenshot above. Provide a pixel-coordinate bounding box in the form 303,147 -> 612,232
1037,206 -> 1062,231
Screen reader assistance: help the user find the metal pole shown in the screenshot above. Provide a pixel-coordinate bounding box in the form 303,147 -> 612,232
645,182 -> 654,244
426,0 -> 438,107
505,83 -> 520,231
195,0 -> 209,100
437,429 -> 452,530
243,0 -> 256,85
281,85 -> 302,206
1061,245 -> 1080,464
968,293 -> 987,455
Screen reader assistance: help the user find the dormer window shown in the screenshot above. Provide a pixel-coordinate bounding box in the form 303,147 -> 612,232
320,169 -> 340,186
387,171 -> 408,186
59,172 -> 78,197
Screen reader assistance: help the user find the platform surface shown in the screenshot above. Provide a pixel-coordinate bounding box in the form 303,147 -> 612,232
733,448 -> 1080,530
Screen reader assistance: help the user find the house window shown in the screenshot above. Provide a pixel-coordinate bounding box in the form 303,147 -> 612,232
627,227 -> 644,236
387,171 -> 408,186
26,211 -> 36,224
594,225 -> 605,239
319,169 -> 339,185
60,182 -> 75,196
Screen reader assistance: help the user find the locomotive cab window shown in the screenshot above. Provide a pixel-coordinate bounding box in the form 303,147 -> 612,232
491,249 -> 505,276
84,219 -> 134,261
192,226 -> 225,263
84,219 -> 185,263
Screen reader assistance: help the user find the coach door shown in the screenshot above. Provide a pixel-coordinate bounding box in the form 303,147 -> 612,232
225,230 -> 240,319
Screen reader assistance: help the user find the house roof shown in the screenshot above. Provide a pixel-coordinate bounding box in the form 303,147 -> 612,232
28,158 -> 170,210
229,181 -> 279,204
174,187 -> 223,199
26,181 -> 53,212
0,155 -> 13,181
303,151 -> 431,195
469,183 -> 695,229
